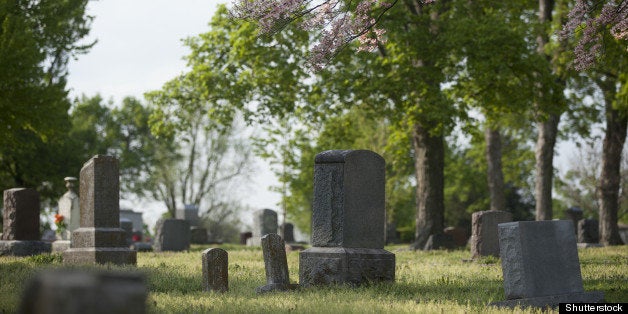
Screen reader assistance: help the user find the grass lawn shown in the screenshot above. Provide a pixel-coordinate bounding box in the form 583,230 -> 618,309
0,244 -> 626,313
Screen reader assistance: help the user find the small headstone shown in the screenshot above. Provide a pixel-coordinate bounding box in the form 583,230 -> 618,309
63,155 -> 136,265
256,234 -> 298,293
120,219 -> 133,246
247,209 -> 278,246
190,227 -> 208,244
58,177 -> 80,235
564,207 -> 583,235
175,204 -> 200,227
280,223 -> 295,243
470,210 -> 512,258
0,188 -> 51,256
154,219 -> 190,252
491,220 -> 604,309
423,233 -> 455,250
577,219 -> 599,243
300,150 -> 395,287
240,232 -> 252,245
443,226 -> 469,247
202,248 -> 228,293
19,269 -> 146,314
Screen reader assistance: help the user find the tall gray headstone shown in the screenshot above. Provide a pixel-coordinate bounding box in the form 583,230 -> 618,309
492,220 -> 604,308
0,188 -> 50,256
175,204 -> 200,227
247,208 -> 278,246
58,177 -> 80,234
256,234 -> 298,293
299,150 -> 395,286
202,248 -> 228,293
154,218 -> 190,252
19,270 -> 146,314
63,155 -> 137,265
470,210 -> 512,258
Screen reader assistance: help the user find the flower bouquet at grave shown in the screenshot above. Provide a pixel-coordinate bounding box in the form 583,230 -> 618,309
54,214 -> 68,240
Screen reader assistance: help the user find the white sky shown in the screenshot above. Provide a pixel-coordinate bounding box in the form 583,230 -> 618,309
66,0 -> 281,230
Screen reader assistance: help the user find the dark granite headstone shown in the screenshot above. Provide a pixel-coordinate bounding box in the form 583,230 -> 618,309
256,234 -> 298,293
0,188 -> 50,256
247,209 -> 278,246
191,227 -> 208,244
443,226 -> 469,247
120,219 -> 133,246
491,220 -> 604,309
154,219 -> 190,252
423,233 -> 455,250
300,150 -> 395,287
240,232 -> 252,245
577,219 -> 599,243
63,155 -> 136,265
470,210 -> 512,258
202,248 -> 228,293
280,223 -> 295,243
19,269 -> 146,314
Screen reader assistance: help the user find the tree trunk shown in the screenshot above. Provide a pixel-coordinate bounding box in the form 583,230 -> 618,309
534,114 -> 560,220
410,122 -> 445,250
598,82 -> 627,246
485,127 -> 505,211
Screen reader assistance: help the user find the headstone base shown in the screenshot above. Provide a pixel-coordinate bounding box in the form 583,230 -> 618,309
63,247 -> 137,265
490,291 -> 605,309
51,240 -> 71,253
0,240 -> 51,256
255,283 -> 299,294
299,247 -> 395,287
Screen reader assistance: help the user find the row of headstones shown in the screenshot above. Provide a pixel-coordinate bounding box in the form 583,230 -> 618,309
5,151 -> 606,310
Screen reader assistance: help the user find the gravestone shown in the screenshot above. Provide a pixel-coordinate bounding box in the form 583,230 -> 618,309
492,220 -> 604,308
470,210 -> 512,258
175,204 -> 200,227
240,232 -> 252,245
63,155 -> 137,265
58,177 -> 80,235
19,269 -> 146,314
0,188 -> 51,256
120,219 -> 133,246
577,219 -> 599,243
280,222 -> 295,243
299,150 -> 395,287
154,218 -> 190,252
564,207 -> 583,235
247,208 -> 278,246
443,226 -> 469,247
202,248 -> 228,293
423,233 -> 455,250
191,227 -> 208,244
256,234 -> 298,293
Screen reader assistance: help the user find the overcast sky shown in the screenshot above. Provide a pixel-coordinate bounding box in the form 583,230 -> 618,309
66,0 -> 281,230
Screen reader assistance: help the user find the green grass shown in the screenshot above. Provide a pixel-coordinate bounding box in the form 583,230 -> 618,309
1,245 -> 626,313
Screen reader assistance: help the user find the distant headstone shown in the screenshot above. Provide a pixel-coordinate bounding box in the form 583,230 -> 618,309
280,223 -> 295,243
470,210 -> 512,259
63,155 -> 136,265
423,233 -> 455,250
443,226 -> 469,247
256,234 -> 298,293
120,209 -> 144,235
19,269 -> 146,314
175,204 -> 200,227
247,209 -> 278,246
299,150 -> 395,287
240,232 -> 252,245
577,219 -> 599,243
202,248 -> 228,293
491,221 -> 604,309
191,227 -> 208,244
120,219 -> 133,246
0,188 -> 51,256
58,177 -> 80,235
154,219 -> 190,252
564,207 -> 583,235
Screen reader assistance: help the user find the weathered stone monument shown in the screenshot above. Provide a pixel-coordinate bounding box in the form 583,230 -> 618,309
299,150 -> 395,286
492,220 -> 604,308
58,177 -> 80,235
256,234 -> 298,293
154,218 -> 190,252
247,208 -> 278,246
202,248 -> 228,293
280,222 -> 295,243
0,188 -> 50,256
19,269 -> 147,314
63,155 -> 137,265
470,210 -> 512,258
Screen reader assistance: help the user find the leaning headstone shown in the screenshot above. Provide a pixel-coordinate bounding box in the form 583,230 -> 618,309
247,209 -> 278,246
280,223 -> 295,243
153,218 -> 190,252
577,219 -> 599,244
19,269 -> 146,314
58,177 -> 80,235
256,234 -> 298,293
299,150 -> 395,287
175,204 -> 200,227
0,188 -> 51,256
202,248 -> 228,293
491,220 -> 604,309
63,155 -> 137,265
470,210 -> 512,259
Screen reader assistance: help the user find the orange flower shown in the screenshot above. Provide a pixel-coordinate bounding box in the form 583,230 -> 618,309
54,214 -> 64,223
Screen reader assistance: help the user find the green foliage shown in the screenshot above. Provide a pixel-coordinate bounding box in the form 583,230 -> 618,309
26,253 -> 63,265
